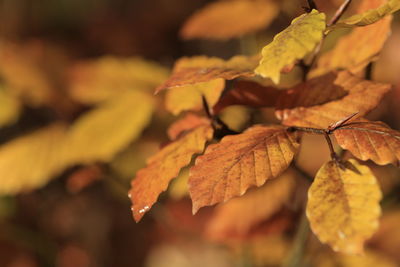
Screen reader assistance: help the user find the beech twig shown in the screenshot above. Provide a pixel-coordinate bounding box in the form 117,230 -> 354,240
328,0 -> 353,27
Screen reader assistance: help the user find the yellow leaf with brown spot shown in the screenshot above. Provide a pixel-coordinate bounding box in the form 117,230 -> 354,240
206,169 -> 296,241
255,10 -> 326,84
189,125 -> 300,213
165,79 -> 225,115
130,125 -> 213,222
334,119 -> 400,166
155,55 -> 258,93
180,0 -> 279,40
307,159 -> 382,254
275,71 -> 391,128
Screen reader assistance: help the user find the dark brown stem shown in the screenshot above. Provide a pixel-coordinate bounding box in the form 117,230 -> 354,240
365,62 -> 374,80
306,0 -> 318,11
324,132 -> 339,161
328,0 -> 352,26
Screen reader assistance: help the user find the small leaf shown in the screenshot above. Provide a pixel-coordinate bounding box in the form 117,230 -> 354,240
334,119 -> 400,166
275,71 -> 391,128
130,125 -> 213,222
165,79 -> 225,115
167,113 -> 210,140
180,0 -> 279,40
155,55 -> 258,93
334,0 -> 400,28
255,10 -> 326,84
189,125 -> 300,213
307,159 -> 382,254
206,170 -> 295,241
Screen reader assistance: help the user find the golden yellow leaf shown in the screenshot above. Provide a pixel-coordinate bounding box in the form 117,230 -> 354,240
275,71 -> 391,128
0,124 -> 68,194
155,55 -> 258,93
180,0 -> 279,40
66,90 -> 154,164
130,125 -> 213,222
307,159 -> 382,254
0,87 -> 20,127
334,0 -> 400,27
189,125 -> 300,214
334,119 -> 400,166
165,79 -> 225,115
255,10 -> 326,84
206,170 -> 295,241
68,56 -> 169,104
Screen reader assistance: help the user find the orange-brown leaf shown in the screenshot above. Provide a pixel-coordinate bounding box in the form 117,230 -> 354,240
155,55 -> 258,93
180,0 -> 279,40
130,125 -> 213,222
189,125 -> 300,213
275,71 -> 391,128
334,119 -> 400,166
206,169 -> 295,241
167,113 -> 210,140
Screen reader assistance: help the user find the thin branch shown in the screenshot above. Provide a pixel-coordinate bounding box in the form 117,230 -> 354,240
328,0 -> 352,26
306,0 -> 318,11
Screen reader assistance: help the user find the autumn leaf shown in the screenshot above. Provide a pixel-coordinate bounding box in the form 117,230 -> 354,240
0,87 -> 20,127
255,10 -> 326,84
165,79 -> 225,115
307,159 -> 382,254
167,113 -> 210,140
155,55 -> 258,93
68,56 -> 169,104
66,90 -> 154,164
334,0 -> 400,28
205,169 -> 295,241
334,119 -> 400,166
130,125 -> 213,222
0,124 -> 68,194
275,71 -> 391,128
180,0 -> 279,40
189,125 -> 300,214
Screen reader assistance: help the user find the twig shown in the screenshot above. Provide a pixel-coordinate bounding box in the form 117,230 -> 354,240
328,0 -> 352,27
306,0 -> 318,11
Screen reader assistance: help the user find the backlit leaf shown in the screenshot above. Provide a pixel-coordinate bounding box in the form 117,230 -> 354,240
130,125 -> 213,222
334,119 -> 400,166
334,0 -> 400,28
275,71 -> 391,128
155,55 -> 258,93
206,170 -> 295,241
180,0 -> 279,40
189,125 -> 300,213
255,10 -> 326,84
165,79 -> 225,115
307,159 -> 382,254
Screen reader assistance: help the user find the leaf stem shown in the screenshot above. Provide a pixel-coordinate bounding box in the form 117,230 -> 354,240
306,0 -> 318,11
324,132 -> 339,161
328,0 -> 352,27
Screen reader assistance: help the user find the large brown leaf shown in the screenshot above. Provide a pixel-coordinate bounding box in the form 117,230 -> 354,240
155,55 -> 258,93
189,125 -> 300,213
130,125 -> 213,222
275,71 -> 391,128
334,119 -> 400,166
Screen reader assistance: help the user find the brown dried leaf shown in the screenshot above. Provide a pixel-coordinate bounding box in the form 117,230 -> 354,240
155,55 -> 259,93
189,125 -> 300,213
334,119 -> 400,166
180,0 -> 279,40
275,71 -> 391,128
167,113 -> 210,140
130,125 -> 214,222
206,169 -> 295,241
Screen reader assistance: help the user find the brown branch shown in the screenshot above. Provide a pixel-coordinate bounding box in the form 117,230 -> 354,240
328,0 -> 352,26
306,0 -> 318,11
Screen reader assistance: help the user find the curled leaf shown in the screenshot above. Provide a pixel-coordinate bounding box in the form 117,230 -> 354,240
189,125 -> 300,213
307,159 -> 382,254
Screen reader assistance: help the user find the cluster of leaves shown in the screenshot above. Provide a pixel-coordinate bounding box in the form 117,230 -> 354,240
129,0 -> 400,256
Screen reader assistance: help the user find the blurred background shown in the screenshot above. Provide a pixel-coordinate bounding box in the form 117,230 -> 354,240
0,0 -> 400,266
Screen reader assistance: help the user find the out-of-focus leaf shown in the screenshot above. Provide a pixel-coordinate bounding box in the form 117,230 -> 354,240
68,57 -> 169,104
206,170 -> 295,241
180,0 -> 279,40
307,159 -> 382,254
165,79 -> 225,115
334,0 -> 400,28
218,106 -> 252,132
155,55 -> 258,93
66,90 -> 154,164
0,87 -> 20,127
334,119 -> 400,166
0,124 -> 68,194
189,125 -> 300,214
66,165 -> 102,194
255,10 -> 326,84
168,168 -> 190,200
130,125 -> 213,222
167,113 -> 210,140
275,71 -> 391,128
